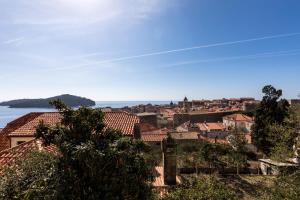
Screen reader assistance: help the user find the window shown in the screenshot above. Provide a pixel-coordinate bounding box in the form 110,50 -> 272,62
17,141 -> 26,145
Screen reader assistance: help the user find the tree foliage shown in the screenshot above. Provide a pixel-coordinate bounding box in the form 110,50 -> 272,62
34,100 -> 154,200
0,151 -> 59,200
252,85 -> 290,155
227,131 -> 248,174
177,141 -> 237,173
267,123 -> 298,161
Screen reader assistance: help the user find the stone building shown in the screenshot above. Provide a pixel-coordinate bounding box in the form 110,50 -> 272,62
174,111 -> 238,127
137,112 -> 158,128
223,113 -> 254,133
162,136 -> 177,185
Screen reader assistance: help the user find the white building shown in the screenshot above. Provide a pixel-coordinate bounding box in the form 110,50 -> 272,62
223,113 -> 254,133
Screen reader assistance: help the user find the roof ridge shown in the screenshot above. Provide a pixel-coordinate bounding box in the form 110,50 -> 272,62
5,112 -> 43,126
0,139 -> 37,154
103,110 -> 137,116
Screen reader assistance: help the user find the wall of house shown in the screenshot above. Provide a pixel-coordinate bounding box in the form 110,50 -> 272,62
138,114 -> 158,128
201,131 -> 229,139
10,137 -> 34,148
245,121 -> 254,132
223,120 -> 253,133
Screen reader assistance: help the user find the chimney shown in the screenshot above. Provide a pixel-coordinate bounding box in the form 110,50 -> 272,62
162,135 -> 177,185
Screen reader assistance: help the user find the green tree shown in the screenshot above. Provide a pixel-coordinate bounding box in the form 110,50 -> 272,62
252,85 -> 290,155
227,132 -> 247,175
290,103 -> 300,129
161,176 -> 238,200
267,123 -> 298,161
177,142 -> 229,174
35,100 -> 154,200
197,142 -> 228,173
0,151 -> 59,200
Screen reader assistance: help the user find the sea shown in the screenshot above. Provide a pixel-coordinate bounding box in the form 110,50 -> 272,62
0,101 -> 172,128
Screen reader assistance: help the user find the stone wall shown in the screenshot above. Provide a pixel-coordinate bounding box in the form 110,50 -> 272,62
138,114 -> 158,128
174,111 -> 239,126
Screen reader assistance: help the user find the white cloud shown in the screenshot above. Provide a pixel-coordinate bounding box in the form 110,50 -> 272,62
2,37 -> 25,45
3,0 -> 172,26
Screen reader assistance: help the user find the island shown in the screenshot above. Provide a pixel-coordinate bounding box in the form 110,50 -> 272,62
0,94 -> 96,108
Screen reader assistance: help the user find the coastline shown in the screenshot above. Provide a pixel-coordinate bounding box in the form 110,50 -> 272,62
0,101 -> 173,128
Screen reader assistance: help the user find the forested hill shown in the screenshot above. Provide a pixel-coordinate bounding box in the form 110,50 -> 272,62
0,94 -> 96,108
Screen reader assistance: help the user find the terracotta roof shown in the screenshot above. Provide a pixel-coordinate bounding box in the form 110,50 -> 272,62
0,111 -> 140,168
141,133 -> 167,142
197,123 -> 207,131
223,114 -> 253,122
5,111 -> 139,137
197,122 -> 225,131
170,132 -> 199,140
103,111 -> 139,136
153,166 -> 165,187
153,166 -> 181,187
0,111 -> 140,152
178,121 -> 190,129
0,113 -> 42,151
8,112 -> 61,137
0,139 -> 57,168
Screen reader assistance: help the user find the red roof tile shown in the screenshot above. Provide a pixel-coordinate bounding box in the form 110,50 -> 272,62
197,122 -> 225,131
103,111 -> 139,136
0,111 -> 140,168
0,139 -> 57,168
153,166 -> 165,187
0,111 -> 140,152
141,133 -> 167,142
153,166 -> 181,187
0,113 -> 42,151
8,112 -> 61,137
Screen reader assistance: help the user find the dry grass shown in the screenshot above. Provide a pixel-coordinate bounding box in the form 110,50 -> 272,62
221,174 -> 276,200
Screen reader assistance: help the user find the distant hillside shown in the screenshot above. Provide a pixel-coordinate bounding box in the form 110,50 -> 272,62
0,94 -> 96,108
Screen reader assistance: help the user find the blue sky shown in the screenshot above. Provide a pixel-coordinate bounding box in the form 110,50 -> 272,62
0,0 -> 300,101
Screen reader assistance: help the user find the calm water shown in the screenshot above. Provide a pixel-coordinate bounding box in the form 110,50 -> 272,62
0,101 -> 171,128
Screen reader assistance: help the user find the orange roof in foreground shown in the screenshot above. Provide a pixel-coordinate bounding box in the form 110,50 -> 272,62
223,114 -> 253,122
0,111 -> 140,168
4,111 -> 139,137
8,112 -> 62,137
0,111 -> 140,152
0,113 -> 42,151
0,139 -> 57,167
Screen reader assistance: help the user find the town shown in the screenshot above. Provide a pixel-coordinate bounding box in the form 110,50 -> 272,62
0,85 -> 300,199
1,0 -> 300,199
